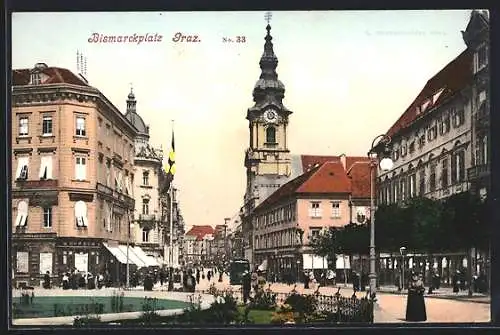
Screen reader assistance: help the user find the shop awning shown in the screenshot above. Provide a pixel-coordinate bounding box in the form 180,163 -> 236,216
258,259 -> 268,272
133,246 -> 160,267
103,243 -> 133,265
117,245 -> 147,267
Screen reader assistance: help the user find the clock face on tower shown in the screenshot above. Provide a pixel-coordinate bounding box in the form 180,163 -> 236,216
264,109 -> 278,123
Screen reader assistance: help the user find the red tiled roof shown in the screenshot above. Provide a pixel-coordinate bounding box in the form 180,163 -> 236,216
347,161 -> 372,198
256,164 -> 322,211
13,66 -> 89,87
386,49 -> 473,138
296,161 -> 351,194
301,155 -> 370,172
185,225 -> 214,240
301,155 -> 338,172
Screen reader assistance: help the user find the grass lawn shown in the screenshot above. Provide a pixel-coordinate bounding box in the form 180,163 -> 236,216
237,306 -> 274,324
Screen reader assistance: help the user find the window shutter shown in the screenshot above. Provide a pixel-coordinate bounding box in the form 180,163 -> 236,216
451,155 -> 457,183
46,156 -> 53,179
81,158 -> 86,180
16,157 -> 29,179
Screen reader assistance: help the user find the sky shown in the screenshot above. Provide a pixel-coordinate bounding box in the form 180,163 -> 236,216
12,10 -> 474,231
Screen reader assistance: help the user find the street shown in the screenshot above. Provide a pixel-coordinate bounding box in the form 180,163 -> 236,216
195,274 -> 490,323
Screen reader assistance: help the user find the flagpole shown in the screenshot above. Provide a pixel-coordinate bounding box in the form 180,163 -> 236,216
169,120 -> 174,269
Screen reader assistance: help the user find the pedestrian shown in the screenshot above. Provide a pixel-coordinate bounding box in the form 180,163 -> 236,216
207,270 -> 212,282
242,270 -> 251,304
196,268 -> 201,284
251,271 -> 259,294
43,271 -> 51,289
62,272 -> 70,290
186,270 -> 196,293
452,270 -> 460,294
304,271 -> 310,289
405,272 -> 427,322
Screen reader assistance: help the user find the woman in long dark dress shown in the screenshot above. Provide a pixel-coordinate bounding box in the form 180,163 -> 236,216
405,273 -> 427,322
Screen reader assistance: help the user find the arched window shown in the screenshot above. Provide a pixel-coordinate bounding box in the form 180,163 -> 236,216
142,228 -> 150,242
142,171 -> 149,186
15,201 -> 28,227
266,126 -> 276,143
75,200 -> 88,227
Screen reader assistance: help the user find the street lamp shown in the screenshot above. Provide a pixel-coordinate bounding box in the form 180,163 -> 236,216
367,134 -> 393,299
400,246 -> 407,291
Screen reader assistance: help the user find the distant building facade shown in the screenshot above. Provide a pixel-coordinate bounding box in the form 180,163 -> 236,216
11,64 -> 136,287
183,225 -> 214,266
252,156 -> 371,279
124,89 -> 165,263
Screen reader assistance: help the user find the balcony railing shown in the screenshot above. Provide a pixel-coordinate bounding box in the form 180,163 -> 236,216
96,182 -> 135,208
15,179 -> 58,189
138,214 -> 157,222
467,164 -> 490,181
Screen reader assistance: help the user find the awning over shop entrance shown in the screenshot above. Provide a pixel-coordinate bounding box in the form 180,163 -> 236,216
133,246 -> 160,267
117,245 -> 147,267
103,242 -> 133,265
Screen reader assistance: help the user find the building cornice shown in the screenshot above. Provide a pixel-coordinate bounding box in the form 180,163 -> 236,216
12,84 -> 138,139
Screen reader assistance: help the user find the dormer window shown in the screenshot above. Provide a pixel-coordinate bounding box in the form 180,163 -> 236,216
31,72 -> 42,85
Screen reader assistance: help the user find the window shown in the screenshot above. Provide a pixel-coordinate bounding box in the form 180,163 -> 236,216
124,176 -> 131,195
427,126 -> 437,141
454,109 -> 465,127
142,171 -> 149,186
401,144 -> 407,157
393,149 -> 399,161
441,116 -> 450,134
400,177 -> 406,201
14,201 -> 28,227
409,141 -> 415,153
19,117 -> 29,136
418,135 -> 426,148
75,157 -> 86,181
106,161 -> 111,186
310,229 -> 320,242
142,198 -> 149,215
409,174 -> 416,198
76,116 -> 86,136
430,164 -> 437,191
451,150 -> 465,183
393,180 -> 399,202
43,207 -> 52,228
115,171 -> 123,192
31,72 -> 42,84
331,202 -> 340,218
419,169 -> 425,195
75,200 -> 88,227
266,126 -> 276,143
39,156 -> 53,180
309,202 -> 321,218
441,158 -> 449,188
16,157 -> 29,180
141,228 -> 148,242
42,116 -> 53,136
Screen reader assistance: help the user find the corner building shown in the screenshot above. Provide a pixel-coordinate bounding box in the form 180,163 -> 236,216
11,64 -> 136,287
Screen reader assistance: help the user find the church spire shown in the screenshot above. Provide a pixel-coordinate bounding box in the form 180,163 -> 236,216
252,12 -> 286,105
126,85 -> 137,114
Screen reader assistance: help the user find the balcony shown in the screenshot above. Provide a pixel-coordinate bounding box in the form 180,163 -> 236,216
15,179 -> 58,189
96,182 -> 135,208
468,164 -> 490,181
138,214 -> 157,222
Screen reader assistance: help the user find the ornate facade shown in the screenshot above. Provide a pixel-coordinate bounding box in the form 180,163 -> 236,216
11,64 -> 136,287
124,90 -> 165,262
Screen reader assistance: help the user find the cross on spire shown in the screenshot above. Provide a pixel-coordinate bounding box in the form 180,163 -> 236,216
264,11 -> 272,25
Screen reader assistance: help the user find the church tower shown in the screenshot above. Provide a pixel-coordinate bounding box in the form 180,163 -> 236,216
244,21 -> 293,208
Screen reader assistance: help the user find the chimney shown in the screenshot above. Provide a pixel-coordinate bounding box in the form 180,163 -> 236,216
339,153 -> 347,170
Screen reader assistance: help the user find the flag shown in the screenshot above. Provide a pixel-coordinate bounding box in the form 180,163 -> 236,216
165,130 -> 176,180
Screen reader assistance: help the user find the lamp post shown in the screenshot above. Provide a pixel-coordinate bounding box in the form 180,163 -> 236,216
367,134 -> 394,299
400,246 -> 407,291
